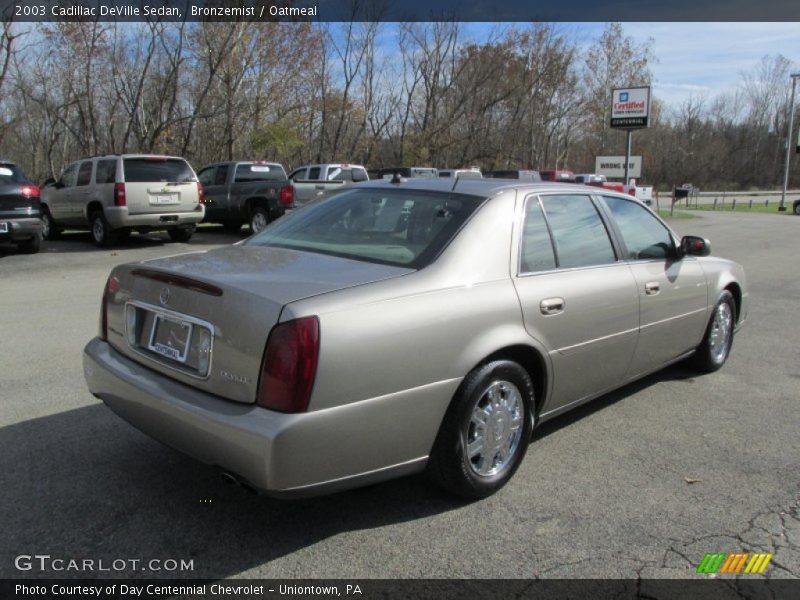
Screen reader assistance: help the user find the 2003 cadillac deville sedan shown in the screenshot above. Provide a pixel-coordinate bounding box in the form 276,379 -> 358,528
83,178 -> 747,499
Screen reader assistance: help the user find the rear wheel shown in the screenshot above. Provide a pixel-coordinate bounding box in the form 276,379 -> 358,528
90,211 -> 118,247
167,227 -> 194,243
793,200 -> 800,216
427,360 -> 534,499
249,206 -> 269,234
689,290 -> 736,373
17,235 -> 41,254
41,208 -> 61,240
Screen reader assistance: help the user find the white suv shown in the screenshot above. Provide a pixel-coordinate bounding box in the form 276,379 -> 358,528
41,154 -> 205,246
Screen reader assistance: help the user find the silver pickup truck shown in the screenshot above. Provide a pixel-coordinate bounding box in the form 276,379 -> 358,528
288,164 -> 369,206
198,161 -> 294,233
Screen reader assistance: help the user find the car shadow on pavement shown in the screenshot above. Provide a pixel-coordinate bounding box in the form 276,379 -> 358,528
0,402 -> 465,580
35,229 -> 243,254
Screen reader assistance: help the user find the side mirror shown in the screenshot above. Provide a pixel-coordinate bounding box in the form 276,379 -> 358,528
680,235 -> 711,257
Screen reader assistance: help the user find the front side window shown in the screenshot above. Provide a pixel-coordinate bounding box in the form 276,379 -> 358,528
60,163 -> 80,188
76,162 -> 93,186
520,196 -> 556,273
288,168 -> 307,181
308,167 -> 321,180
247,188 -> 482,268
197,167 -> 215,186
540,194 -> 616,269
351,168 -> 368,182
602,196 -> 676,260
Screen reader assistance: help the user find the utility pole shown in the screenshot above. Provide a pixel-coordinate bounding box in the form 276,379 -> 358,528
779,73 -> 800,212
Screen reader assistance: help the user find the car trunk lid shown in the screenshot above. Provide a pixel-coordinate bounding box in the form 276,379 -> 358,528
104,245 -> 413,404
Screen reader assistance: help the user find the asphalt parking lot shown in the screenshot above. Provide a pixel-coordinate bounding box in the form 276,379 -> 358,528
0,214 -> 798,581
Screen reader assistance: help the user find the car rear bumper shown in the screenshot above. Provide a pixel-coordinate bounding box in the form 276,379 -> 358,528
0,217 -> 42,241
83,338 -> 438,497
104,206 -> 205,230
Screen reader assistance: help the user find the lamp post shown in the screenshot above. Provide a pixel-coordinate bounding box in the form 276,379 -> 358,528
779,73 -> 800,212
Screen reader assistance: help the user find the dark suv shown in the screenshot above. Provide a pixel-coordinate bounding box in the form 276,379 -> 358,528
0,160 -> 42,253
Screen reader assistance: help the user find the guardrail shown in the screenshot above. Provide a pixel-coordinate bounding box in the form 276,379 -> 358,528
655,188 -> 800,211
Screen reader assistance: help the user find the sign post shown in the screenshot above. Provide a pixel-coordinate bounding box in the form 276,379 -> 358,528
610,86 -> 651,185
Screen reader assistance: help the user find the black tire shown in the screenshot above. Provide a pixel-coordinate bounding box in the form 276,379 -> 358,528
17,235 -> 41,254
249,206 -> 270,234
90,211 -> 118,247
688,290 -> 736,373
40,208 -> 61,240
793,200 -> 800,216
427,360 -> 534,499
167,227 -> 194,243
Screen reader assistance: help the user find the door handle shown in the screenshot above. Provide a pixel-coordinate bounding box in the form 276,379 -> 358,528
540,297 -> 565,315
644,282 -> 661,295
315,184 -> 326,190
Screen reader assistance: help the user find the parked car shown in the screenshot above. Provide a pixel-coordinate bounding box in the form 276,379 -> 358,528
573,173 -> 607,184
41,154 -> 204,246
0,159 -> 42,254
540,169 -> 574,182
84,179 -> 747,499
438,168 -> 483,179
484,169 -> 542,182
197,161 -> 294,234
375,167 -> 438,179
288,163 -> 368,206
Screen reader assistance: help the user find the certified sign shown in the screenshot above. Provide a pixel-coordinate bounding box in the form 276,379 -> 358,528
610,86 -> 651,129
595,156 -> 642,178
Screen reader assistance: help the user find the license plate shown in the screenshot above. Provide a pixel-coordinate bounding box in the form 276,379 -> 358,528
151,194 -> 179,205
148,314 -> 193,363
0,222 -> 8,233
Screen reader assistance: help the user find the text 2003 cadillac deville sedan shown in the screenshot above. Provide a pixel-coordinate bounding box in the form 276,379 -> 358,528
83,179 -> 747,499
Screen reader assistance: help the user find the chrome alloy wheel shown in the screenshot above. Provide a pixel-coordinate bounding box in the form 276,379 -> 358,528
250,211 -> 268,233
92,217 -> 105,244
465,380 -> 524,477
709,302 -> 733,363
41,213 -> 51,238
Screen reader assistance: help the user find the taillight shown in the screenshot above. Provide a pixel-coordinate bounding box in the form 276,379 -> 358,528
100,274 -> 120,341
21,185 -> 40,198
197,182 -> 205,204
279,184 -> 294,206
256,316 -> 319,413
114,183 -> 126,207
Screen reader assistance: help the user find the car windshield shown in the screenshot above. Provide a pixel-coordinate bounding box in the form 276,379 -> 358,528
123,158 -> 194,183
246,188 -> 483,268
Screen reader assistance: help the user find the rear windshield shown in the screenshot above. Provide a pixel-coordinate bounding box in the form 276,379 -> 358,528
0,164 -> 30,185
123,158 -> 194,183
234,163 -> 287,182
246,188 -> 483,268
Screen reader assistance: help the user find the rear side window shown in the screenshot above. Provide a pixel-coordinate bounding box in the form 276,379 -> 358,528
95,160 -> 116,184
214,165 -> 229,185
76,162 -> 93,186
0,164 -> 29,184
123,158 -> 194,183
197,167 -> 215,186
540,195 -> 616,269
520,197 -> 556,273
235,163 -> 286,182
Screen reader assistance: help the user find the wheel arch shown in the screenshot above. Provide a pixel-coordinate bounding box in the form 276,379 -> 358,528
86,200 -> 104,221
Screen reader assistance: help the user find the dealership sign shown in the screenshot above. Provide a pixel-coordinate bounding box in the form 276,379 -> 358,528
595,156 -> 642,179
610,87 -> 651,129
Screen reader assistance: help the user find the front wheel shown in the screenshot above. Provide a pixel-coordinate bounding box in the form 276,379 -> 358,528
689,290 -> 736,373
41,208 -> 61,240
249,206 -> 269,234
427,360 -> 534,499
793,200 -> 800,216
